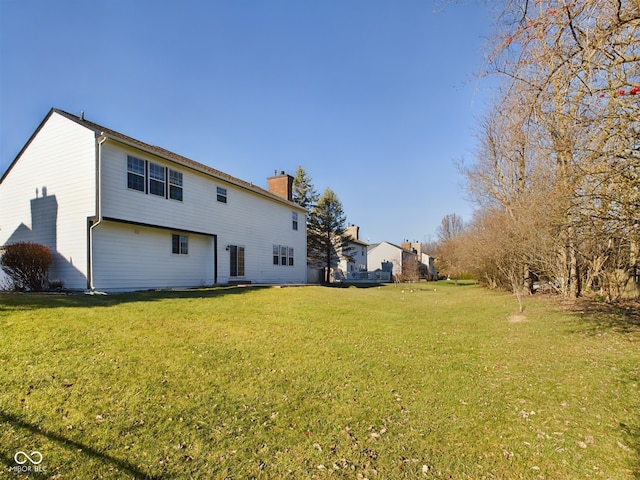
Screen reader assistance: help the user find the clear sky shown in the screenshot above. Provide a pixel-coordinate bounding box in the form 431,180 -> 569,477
0,0 -> 495,245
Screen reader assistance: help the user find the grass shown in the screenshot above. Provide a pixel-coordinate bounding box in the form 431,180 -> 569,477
1,282 -> 639,479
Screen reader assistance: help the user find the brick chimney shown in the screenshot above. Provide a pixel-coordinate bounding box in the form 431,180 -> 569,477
267,171 -> 294,201
346,225 -> 359,240
401,240 -> 421,255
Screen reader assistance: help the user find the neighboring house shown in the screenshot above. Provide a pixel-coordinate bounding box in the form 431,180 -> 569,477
401,240 -> 438,280
0,108 -> 307,291
336,225 -> 368,280
367,241 -> 417,278
420,252 -> 439,280
366,240 -> 437,280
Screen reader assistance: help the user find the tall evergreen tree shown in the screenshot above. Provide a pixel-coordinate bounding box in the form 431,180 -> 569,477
291,166 -> 318,214
308,187 -> 348,283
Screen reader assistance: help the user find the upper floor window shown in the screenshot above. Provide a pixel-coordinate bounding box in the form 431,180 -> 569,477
169,169 -> 183,201
127,156 -> 183,202
149,162 -> 166,197
127,156 -> 146,192
292,211 -> 298,230
217,186 -> 227,203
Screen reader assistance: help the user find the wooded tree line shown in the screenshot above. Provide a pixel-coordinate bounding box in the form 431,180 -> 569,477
439,0 -> 639,302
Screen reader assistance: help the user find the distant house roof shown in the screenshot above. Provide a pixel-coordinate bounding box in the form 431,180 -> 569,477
345,235 -> 368,247
2,108 -> 305,212
367,241 -> 414,253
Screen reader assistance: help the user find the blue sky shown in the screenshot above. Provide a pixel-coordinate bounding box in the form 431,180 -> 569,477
0,0 -> 495,245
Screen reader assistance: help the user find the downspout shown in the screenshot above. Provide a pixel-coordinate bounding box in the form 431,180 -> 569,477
89,134 -> 107,290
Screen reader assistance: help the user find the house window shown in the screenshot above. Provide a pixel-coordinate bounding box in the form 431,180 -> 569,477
273,245 -> 294,266
172,234 -> 188,254
169,169 -> 183,201
217,187 -> 227,203
149,162 -> 166,197
292,211 -> 298,230
230,245 -> 245,277
127,157 -> 183,201
127,156 -> 146,192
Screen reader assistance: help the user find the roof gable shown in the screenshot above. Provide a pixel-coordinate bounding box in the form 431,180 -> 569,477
0,108 -> 60,184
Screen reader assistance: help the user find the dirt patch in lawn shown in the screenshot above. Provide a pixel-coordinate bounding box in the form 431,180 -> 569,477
508,312 -> 527,323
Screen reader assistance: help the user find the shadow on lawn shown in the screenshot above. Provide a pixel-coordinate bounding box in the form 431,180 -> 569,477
0,285 -> 272,310
562,297 -> 640,335
620,421 -> 640,479
1,411 -> 163,479
562,298 -> 640,477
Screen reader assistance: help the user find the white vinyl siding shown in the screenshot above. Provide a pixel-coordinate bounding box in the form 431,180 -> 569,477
1,110 -> 307,290
93,221 -> 214,291
0,111 -> 96,289
100,142 -> 306,285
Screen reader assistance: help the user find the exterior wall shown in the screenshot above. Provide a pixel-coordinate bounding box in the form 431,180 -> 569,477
338,241 -> 368,277
99,141 -> 306,287
421,253 -> 438,278
367,242 -> 403,275
1,110 -> 307,291
0,112 -> 96,289
92,221 -> 215,291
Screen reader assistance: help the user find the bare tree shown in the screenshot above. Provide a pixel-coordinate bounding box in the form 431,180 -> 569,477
436,213 -> 465,243
464,0 -> 640,300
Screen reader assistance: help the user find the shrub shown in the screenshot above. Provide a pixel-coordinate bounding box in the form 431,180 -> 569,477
0,242 -> 53,291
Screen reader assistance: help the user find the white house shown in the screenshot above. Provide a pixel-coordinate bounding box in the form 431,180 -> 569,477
0,108 -> 307,291
420,252 -> 439,280
336,225 -> 368,280
367,242 -> 419,275
367,241 -> 411,277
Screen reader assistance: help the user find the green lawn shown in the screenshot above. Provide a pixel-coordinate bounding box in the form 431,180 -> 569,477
1,283 -> 638,479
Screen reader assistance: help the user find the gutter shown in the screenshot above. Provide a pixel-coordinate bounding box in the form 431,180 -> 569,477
88,134 -> 107,290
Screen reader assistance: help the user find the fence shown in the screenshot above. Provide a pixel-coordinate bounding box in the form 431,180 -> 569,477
337,270 -> 392,283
